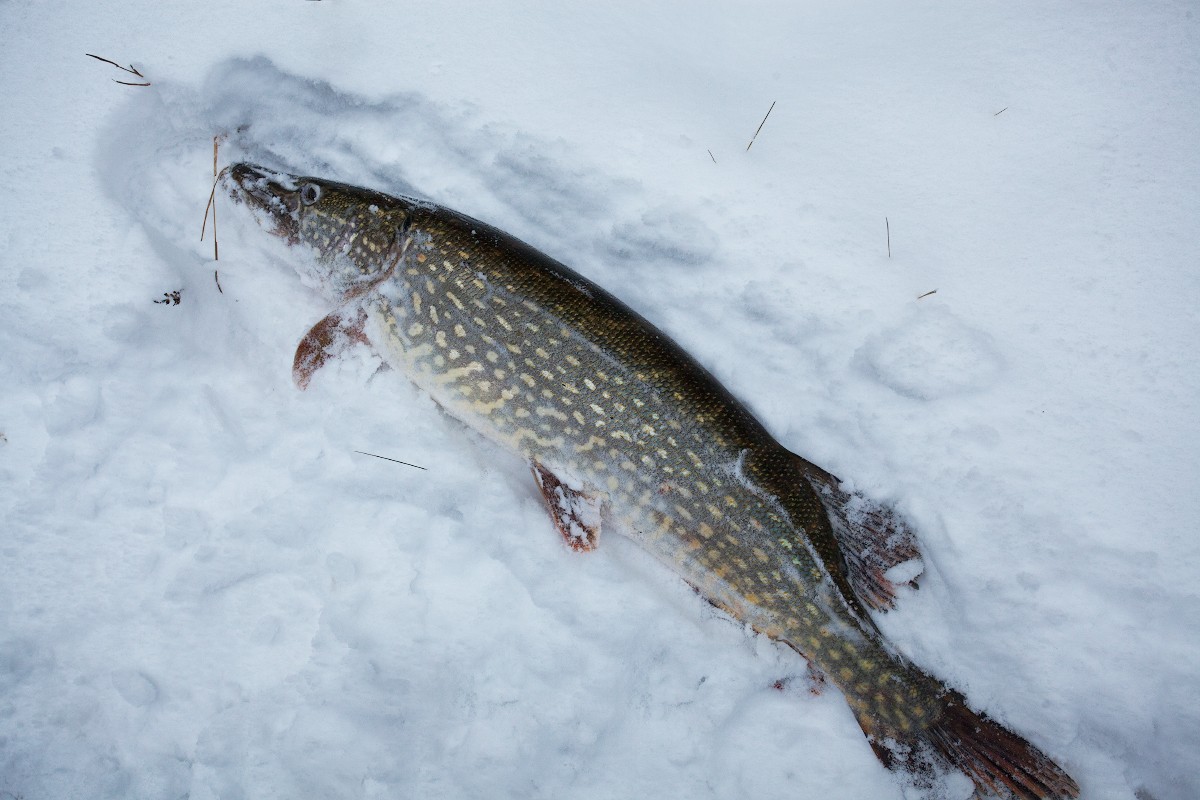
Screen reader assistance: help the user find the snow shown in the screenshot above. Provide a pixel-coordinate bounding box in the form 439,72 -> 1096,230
2,2 -> 1198,799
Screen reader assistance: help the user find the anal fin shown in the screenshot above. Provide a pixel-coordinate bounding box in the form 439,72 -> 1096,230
293,306 -> 370,390
531,462 -> 603,552
798,458 -> 923,612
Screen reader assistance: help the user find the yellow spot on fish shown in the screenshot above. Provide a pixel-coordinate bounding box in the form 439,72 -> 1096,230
575,435 -> 606,453
536,406 -> 568,421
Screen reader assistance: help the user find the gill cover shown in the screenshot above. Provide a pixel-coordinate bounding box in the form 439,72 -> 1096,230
225,162 -> 413,302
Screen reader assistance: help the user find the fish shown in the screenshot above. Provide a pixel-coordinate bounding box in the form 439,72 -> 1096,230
222,162 -> 1078,799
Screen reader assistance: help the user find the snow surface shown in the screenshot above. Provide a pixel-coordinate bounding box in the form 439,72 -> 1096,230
2,2 -> 1198,799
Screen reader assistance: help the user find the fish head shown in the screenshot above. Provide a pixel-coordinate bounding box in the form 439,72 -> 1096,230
224,163 -> 415,301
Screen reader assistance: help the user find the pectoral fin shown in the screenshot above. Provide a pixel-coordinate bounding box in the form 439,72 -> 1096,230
531,462 -> 603,552
293,306 -> 370,390
798,457 -> 923,612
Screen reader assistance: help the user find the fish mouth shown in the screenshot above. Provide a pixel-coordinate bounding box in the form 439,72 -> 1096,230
223,162 -> 302,242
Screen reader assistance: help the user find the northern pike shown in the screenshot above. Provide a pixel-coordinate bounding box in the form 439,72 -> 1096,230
223,163 -> 1078,799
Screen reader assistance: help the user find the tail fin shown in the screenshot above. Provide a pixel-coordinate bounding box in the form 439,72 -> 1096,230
859,689 -> 1079,799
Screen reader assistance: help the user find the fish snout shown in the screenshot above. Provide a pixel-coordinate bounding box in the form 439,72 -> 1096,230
224,163 -> 302,240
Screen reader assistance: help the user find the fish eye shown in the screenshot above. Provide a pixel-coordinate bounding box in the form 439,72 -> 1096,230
300,183 -> 321,205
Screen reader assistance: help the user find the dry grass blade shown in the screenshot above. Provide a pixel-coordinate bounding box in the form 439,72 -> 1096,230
354,451 -> 427,471
745,100 -> 776,151
85,53 -> 151,86
200,178 -> 219,247
211,136 -> 220,261
203,137 -> 224,262
917,289 -> 938,300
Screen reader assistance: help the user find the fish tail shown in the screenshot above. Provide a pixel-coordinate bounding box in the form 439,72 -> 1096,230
850,678 -> 1078,799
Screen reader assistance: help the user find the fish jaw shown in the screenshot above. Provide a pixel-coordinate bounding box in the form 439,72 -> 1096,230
224,163 -> 302,244
223,162 -> 415,303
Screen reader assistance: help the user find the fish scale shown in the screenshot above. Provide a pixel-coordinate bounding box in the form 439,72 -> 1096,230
225,163 -> 1078,799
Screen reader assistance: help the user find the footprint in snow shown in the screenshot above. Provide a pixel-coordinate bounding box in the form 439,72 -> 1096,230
858,305 -> 1003,400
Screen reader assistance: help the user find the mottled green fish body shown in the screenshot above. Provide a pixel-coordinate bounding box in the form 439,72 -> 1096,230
224,163 -> 1077,799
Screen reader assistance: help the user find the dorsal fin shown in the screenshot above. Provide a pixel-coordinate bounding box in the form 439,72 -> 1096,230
794,455 -> 923,612
741,448 -> 880,630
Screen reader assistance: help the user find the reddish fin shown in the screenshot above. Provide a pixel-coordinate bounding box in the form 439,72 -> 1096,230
859,689 -> 1079,800
531,462 -> 602,552
293,307 -> 370,390
773,663 -> 827,696
798,458 -> 923,612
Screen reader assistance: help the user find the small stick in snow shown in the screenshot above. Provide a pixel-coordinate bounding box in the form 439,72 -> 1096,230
917,289 -> 938,300
886,217 -> 891,258
994,107 -> 1008,116
707,149 -> 717,163
214,270 -> 223,294
85,53 -> 151,86
745,100 -> 776,151
354,450 -> 428,471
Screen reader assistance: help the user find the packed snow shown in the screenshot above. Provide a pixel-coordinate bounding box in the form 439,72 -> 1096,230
2,3 -> 1198,799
